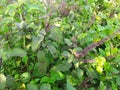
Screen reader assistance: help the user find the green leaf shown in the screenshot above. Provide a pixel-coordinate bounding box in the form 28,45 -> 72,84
77,69 -> 84,79
54,61 -> 72,72
66,78 -> 76,90
37,51 -> 46,62
0,74 -> 6,90
64,38 -> 73,46
61,51 -> 70,57
37,62 -> 47,75
2,17 -> 13,24
32,34 -> 44,52
40,71 -> 65,84
40,83 -> 51,90
52,87 -> 59,90
22,55 -> 28,65
6,48 -> 27,57
37,51 -> 48,74
1,24 -> 9,33
86,87 -> 94,90
5,3 -> 18,16
49,27 -> 63,44
111,82 -> 118,90
27,83 -> 38,90
99,81 -> 106,90
6,76 -> 16,88
47,45 -> 57,57
25,3 -> 45,13
20,72 -> 31,83
15,21 -> 26,30
110,67 -> 119,74
99,48 -> 105,56
49,71 -> 65,84
116,75 -> 120,86
40,76 -> 50,84
95,56 -> 106,74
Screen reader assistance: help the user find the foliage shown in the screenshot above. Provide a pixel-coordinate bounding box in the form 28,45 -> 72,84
0,0 -> 120,89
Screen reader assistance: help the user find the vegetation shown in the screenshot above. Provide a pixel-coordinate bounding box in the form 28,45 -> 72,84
0,0 -> 120,90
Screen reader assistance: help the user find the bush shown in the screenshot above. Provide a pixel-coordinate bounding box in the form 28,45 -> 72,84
0,0 -> 120,89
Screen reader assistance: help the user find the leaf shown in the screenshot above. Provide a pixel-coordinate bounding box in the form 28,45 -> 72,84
49,27 -> 63,44
40,83 -> 51,90
15,21 -> 26,30
37,51 -> 48,74
77,69 -> 84,79
6,76 -> 16,88
64,38 -> 73,46
40,76 -> 50,84
20,72 -> 31,83
40,71 -> 65,84
116,75 -> 120,86
54,61 -> 72,72
32,63 -> 41,77
27,83 -> 38,90
6,48 -> 27,57
61,51 -> 70,57
5,3 -> 18,16
49,71 -> 65,84
31,34 -> 44,52
47,45 -> 57,57
0,74 -> 6,90
110,67 -> 119,74
37,51 -> 46,62
22,55 -> 28,65
1,24 -> 9,33
38,62 -> 47,75
99,81 -> 106,90
86,87 -> 94,90
2,17 -> 13,24
95,56 -> 106,74
25,3 -> 46,13
111,82 -> 118,90
77,32 -> 87,40
19,83 -> 26,90
111,47 -> 118,55
99,48 -> 105,56
66,78 -> 76,90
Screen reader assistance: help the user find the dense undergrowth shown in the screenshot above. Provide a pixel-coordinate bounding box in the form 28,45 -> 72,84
0,0 -> 120,90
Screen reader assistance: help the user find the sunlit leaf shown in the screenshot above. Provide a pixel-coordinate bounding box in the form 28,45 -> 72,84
32,34 -> 44,52
94,56 -> 106,74
0,74 -> 6,90
66,76 -> 76,90
20,72 -> 31,83
5,3 -> 18,16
